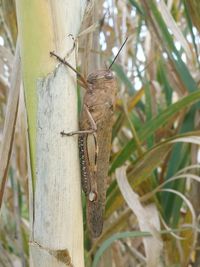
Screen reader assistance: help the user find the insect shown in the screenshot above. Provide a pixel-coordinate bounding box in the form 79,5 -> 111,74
50,37 -> 127,237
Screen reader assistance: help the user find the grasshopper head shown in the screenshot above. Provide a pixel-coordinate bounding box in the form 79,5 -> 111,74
87,70 -> 114,84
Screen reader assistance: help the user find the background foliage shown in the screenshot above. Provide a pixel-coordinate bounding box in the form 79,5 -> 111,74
0,0 -> 200,266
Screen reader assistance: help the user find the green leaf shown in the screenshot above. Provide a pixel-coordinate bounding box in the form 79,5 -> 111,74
144,82 -> 154,148
110,90 -> 200,173
112,63 -> 135,95
92,227 -> 190,267
106,131 -> 200,218
92,231 -> 151,267
147,0 -> 198,93
163,106 -> 196,225
182,0 -> 200,66
157,59 -> 173,106
128,0 -> 144,16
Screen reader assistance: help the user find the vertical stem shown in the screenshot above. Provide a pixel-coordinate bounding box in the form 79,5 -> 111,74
16,1 -> 87,266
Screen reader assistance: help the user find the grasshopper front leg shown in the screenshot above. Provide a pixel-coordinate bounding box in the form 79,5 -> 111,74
60,104 -> 97,136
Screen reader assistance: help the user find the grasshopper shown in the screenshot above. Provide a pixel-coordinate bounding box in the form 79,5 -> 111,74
50,38 -> 127,237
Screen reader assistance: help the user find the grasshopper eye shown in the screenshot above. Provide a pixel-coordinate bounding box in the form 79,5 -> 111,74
105,72 -> 113,80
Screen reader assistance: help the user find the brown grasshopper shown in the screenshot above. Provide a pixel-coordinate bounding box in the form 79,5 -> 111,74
50,38 -> 127,237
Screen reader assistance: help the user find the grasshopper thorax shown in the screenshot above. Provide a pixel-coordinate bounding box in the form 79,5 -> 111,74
87,70 -> 114,84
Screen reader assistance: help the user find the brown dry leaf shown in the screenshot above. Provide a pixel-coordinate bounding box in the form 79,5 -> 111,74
14,88 -> 28,188
180,209 -> 196,266
1,0 -> 17,46
0,41 -> 20,209
187,0 -> 200,34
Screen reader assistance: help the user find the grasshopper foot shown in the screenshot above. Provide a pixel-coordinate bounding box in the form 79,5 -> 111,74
60,130 -> 72,136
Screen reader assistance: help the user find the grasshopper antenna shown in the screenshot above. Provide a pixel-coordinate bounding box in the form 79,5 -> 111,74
108,36 -> 128,70
50,51 -> 88,88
